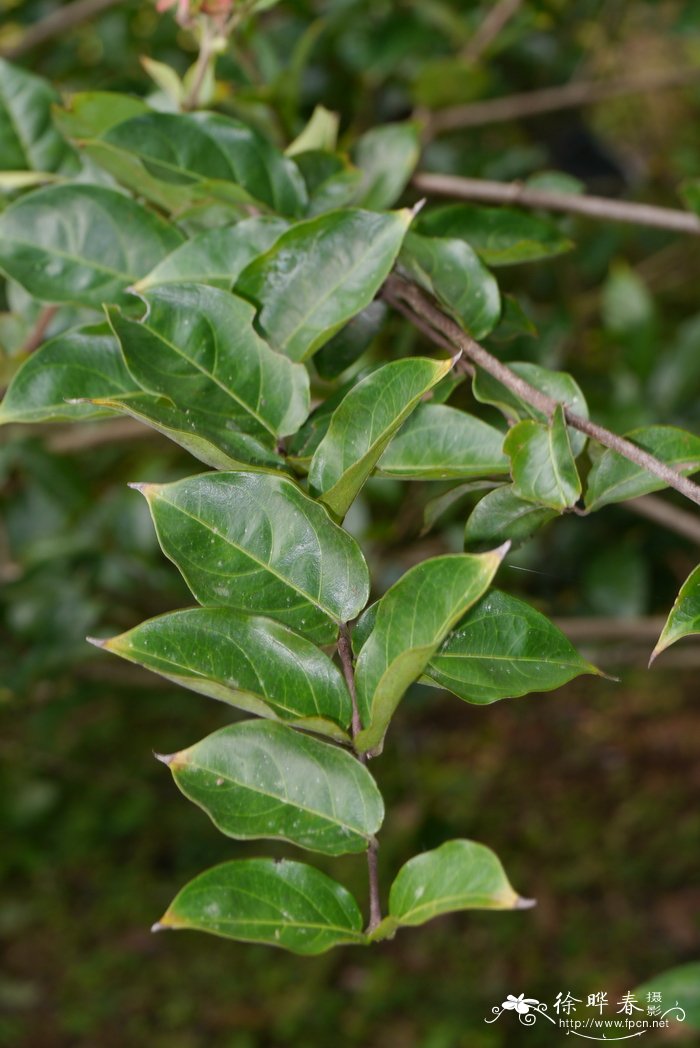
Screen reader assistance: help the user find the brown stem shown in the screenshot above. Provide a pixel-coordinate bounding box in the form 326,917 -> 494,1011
623,495 -> 700,545
411,173 -> 700,237
424,67 -> 700,138
462,0 -> 523,64
21,306 -> 58,355
338,622 -> 382,933
382,276 -> 700,508
182,20 -> 217,111
0,0 -> 121,59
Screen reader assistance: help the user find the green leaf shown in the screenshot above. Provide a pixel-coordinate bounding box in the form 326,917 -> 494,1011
286,105 -> 340,156
294,151 -> 362,217
634,963 -> 700,1030
422,481 -> 503,534
0,59 -> 77,173
382,839 -> 532,934
0,184 -> 183,307
424,589 -> 601,703
465,485 -> 557,550
377,404 -> 509,480
398,232 -> 501,340
314,302 -> 386,380
236,208 -> 412,362
585,426 -> 700,510
135,471 -> 370,644
350,122 -> 421,210
650,564 -> 700,663
88,393 -> 284,472
53,91 -> 150,139
503,403 -> 581,509
98,607 -> 352,738
160,720 -> 383,855
418,204 -> 573,266
473,361 -> 589,456
309,357 -> 452,517
108,284 -> 309,444
157,858 -> 366,954
354,549 -> 507,753
134,217 -> 288,292
102,112 -> 307,217
0,325 -> 136,424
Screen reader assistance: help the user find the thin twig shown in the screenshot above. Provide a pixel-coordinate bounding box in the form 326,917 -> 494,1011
0,0 -> 121,59
411,173 -> 700,237
21,306 -> 58,355
44,417 -> 154,454
338,622 -> 382,934
623,494 -> 700,545
382,276 -> 700,508
462,0 -> 523,64
424,67 -> 700,138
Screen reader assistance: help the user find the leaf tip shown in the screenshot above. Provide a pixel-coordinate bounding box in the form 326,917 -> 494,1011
492,539 -> 512,562
86,635 -> 107,649
154,751 -> 175,766
515,895 -> 537,911
411,197 -> 427,218
150,920 -> 167,933
127,481 -> 155,497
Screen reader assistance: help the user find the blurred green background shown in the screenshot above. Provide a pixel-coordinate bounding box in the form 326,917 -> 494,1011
1,1 -> 700,1045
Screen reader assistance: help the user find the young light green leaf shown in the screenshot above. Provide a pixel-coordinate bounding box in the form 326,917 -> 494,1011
377,404 -> 508,480
650,564 -> 700,664
0,59 -> 77,173
350,122 -> 421,210
160,720 -> 383,854
96,607 -> 352,737
88,393 -> 284,472
309,357 -> 453,517
398,232 -> 501,340
465,485 -> 557,550
157,859 -> 366,954
418,204 -> 573,266
53,91 -> 150,139
424,590 -> 601,703
0,325 -> 137,424
385,839 -> 533,932
141,56 -> 184,105
102,111 -> 307,217
108,284 -> 309,443
135,471 -> 370,644
286,105 -> 340,156
0,184 -> 183,307
585,426 -> 700,511
236,208 -> 412,362
354,549 -> 507,754
473,361 -> 589,456
134,217 -> 288,292
504,403 -> 581,509
314,302 -> 387,380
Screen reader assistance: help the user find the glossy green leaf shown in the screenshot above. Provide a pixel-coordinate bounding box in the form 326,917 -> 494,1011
0,59 -> 77,173
157,859 -> 365,954
0,184 -> 183,307
585,426 -> 700,510
354,549 -> 507,753
286,105 -> 339,156
473,361 -> 589,456
135,471 -> 370,644
160,720 -> 383,854
351,122 -> 421,210
293,151 -> 362,217
98,607 -> 351,737
309,357 -> 452,517
382,839 -> 532,934
0,325 -> 136,424
134,218 -> 288,292
53,91 -> 150,139
314,302 -> 386,380
377,404 -> 508,480
102,111 -> 307,216
418,204 -> 573,266
88,392 -> 284,472
504,403 -> 581,509
236,208 -> 412,361
108,284 -> 309,443
465,485 -> 557,550
650,564 -> 700,663
422,481 -> 504,534
398,232 -> 501,340
424,589 -> 600,703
